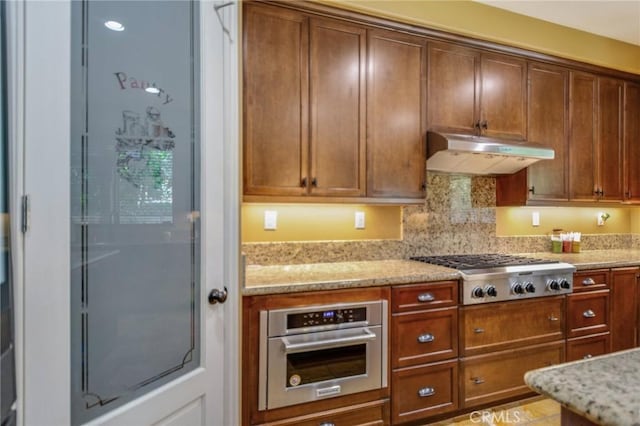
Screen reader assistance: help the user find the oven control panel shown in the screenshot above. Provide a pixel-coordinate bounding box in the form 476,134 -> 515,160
287,307 -> 367,329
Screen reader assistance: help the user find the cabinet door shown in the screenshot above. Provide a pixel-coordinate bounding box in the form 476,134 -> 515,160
427,42 -> 479,134
624,82 -> 640,203
598,77 -> 624,201
526,62 -> 569,201
480,53 -> 527,140
569,72 -> 598,201
309,19 -> 366,197
610,267 -> 640,352
243,4 -> 309,196
367,29 -> 426,199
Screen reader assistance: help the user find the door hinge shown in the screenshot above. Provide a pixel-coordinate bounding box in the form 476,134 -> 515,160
21,195 -> 30,234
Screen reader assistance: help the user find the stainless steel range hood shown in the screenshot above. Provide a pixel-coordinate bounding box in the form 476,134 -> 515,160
426,131 -> 555,175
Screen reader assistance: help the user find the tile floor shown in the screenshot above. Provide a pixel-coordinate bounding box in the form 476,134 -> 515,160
429,397 -> 561,425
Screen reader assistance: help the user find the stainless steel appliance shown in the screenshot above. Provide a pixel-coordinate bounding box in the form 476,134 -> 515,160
411,254 -> 575,305
426,131 -> 555,175
258,300 -> 387,410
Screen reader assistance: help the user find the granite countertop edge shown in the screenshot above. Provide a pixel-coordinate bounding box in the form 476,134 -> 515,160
524,347 -> 640,426
243,250 -> 640,296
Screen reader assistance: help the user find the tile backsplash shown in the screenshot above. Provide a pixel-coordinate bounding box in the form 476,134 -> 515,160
242,173 -> 639,265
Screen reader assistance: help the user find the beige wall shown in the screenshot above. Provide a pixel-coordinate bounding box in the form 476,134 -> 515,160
496,207 -> 633,236
320,0 -> 640,74
242,204 -> 402,242
632,209 -> 640,234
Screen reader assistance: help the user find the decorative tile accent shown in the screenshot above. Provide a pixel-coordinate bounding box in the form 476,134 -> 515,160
242,173 -> 638,265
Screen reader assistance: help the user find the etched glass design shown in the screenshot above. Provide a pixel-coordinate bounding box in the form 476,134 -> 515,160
70,2 -> 200,423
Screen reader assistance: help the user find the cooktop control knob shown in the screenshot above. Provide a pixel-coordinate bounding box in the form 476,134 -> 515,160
547,280 -> 560,291
512,283 -> 525,295
472,287 -> 485,298
525,282 -> 536,293
484,285 -> 497,297
559,278 -> 571,289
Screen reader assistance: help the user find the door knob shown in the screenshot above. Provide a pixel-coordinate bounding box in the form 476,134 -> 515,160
208,287 -> 228,304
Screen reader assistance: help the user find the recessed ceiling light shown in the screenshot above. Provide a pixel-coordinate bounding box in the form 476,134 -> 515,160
104,20 -> 125,32
145,87 -> 160,94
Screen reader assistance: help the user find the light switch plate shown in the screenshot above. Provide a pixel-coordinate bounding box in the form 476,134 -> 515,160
264,210 -> 277,230
532,211 -> 540,227
355,211 -> 365,229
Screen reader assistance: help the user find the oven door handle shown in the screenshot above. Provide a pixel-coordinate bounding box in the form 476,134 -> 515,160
281,328 -> 377,354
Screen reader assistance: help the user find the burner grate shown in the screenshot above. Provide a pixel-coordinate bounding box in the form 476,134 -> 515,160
410,253 -> 558,271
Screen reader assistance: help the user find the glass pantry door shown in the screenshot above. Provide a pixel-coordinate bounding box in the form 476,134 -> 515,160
15,1 -> 239,425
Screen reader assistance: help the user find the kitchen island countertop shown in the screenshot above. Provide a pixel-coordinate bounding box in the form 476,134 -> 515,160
525,347 -> 640,426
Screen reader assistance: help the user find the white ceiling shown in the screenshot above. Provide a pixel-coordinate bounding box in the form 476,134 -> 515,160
475,1 -> 640,46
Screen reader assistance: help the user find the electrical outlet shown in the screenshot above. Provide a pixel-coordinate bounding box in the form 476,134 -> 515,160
264,210 -> 277,230
355,211 -> 365,229
532,211 -> 540,227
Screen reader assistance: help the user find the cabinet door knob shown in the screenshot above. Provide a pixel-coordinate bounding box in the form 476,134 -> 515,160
472,377 -> 485,385
301,177 -> 308,188
548,315 -> 559,322
417,333 -> 435,343
583,309 -> 596,318
528,186 -> 535,194
583,354 -> 593,359
481,120 -> 488,129
417,292 -> 435,302
582,278 -> 596,286
418,387 -> 435,397
473,327 -> 485,334
311,177 -> 318,187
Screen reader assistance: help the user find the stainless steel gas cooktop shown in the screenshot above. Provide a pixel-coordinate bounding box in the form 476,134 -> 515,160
411,253 -> 576,305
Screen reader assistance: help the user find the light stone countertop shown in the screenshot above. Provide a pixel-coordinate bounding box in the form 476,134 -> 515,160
243,259 -> 460,295
524,348 -> 640,426
243,249 -> 640,296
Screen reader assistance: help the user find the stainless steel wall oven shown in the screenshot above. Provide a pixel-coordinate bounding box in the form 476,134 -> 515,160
258,300 -> 388,410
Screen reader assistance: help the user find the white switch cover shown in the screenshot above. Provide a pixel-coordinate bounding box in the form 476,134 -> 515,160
532,211 -> 540,227
355,211 -> 365,229
264,210 -> 278,230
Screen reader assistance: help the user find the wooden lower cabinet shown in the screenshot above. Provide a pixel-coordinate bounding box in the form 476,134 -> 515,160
391,360 -> 458,424
460,341 -> 565,408
610,267 -> 640,351
256,399 -> 390,426
566,332 -> 610,361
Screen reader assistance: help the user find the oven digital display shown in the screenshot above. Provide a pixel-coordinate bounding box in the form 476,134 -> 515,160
287,307 -> 367,329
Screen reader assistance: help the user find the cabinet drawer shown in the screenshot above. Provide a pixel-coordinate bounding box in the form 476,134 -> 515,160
566,333 -> 610,362
256,399 -> 389,426
392,281 -> 458,312
460,341 -> 564,408
567,290 -> 610,338
461,297 -> 565,356
392,307 -> 458,368
392,359 -> 458,424
572,270 -> 609,292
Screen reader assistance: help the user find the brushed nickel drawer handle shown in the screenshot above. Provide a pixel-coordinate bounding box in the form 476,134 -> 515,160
548,315 -> 559,321
417,333 -> 435,343
583,309 -> 596,318
418,387 -> 435,397
582,278 -> 596,286
319,423 -> 335,426
584,354 -> 593,359
418,292 -> 435,302
474,327 -> 485,334
472,377 -> 485,385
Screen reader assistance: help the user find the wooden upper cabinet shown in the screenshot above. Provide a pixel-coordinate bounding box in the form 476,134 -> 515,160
427,42 -> 526,140
569,71 -> 598,201
623,82 -> 640,203
495,62 -> 569,206
480,53 -> 527,140
597,77 -> 624,202
427,42 -> 479,134
243,4 -> 308,196
243,5 -> 366,199
367,29 -> 427,199
309,18 -> 366,197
